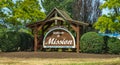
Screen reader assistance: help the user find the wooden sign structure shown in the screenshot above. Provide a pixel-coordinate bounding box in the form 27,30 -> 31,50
27,8 -> 89,53
43,27 -> 75,48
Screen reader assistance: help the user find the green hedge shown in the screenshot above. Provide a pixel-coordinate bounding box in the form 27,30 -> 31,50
80,32 -> 104,53
19,32 -> 34,51
0,32 -> 20,52
0,31 -> 33,52
108,37 -> 120,54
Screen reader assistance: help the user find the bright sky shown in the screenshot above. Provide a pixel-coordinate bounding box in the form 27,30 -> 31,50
100,0 -> 109,15
39,0 -> 45,12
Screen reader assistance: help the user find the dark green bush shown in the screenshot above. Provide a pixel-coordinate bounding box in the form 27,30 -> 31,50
108,37 -> 120,54
0,31 -> 33,52
0,30 -> 3,51
80,32 -> 104,53
0,32 -> 20,52
19,32 -> 34,51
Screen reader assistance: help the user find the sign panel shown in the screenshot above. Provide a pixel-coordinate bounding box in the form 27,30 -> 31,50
43,27 -> 75,48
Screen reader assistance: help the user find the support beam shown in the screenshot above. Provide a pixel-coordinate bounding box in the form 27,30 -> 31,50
37,26 -> 42,31
76,25 -> 80,53
37,22 -> 46,31
71,25 -> 77,32
43,23 -> 53,31
33,29 -> 38,52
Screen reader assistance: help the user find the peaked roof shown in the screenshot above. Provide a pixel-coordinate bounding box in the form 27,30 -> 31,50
45,7 -> 72,20
27,8 -> 89,28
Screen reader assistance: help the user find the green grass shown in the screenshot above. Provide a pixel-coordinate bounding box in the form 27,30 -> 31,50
0,57 -> 120,65
46,58 -> 120,65
47,61 -> 120,65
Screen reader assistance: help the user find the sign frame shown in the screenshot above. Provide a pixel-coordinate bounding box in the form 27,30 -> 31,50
43,27 -> 76,48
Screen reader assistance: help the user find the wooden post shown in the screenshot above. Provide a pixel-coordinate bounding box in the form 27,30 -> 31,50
76,25 -> 80,53
34,29 -> 38,52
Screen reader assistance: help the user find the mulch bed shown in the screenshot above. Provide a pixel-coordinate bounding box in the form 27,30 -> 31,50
0,52 -> 120,58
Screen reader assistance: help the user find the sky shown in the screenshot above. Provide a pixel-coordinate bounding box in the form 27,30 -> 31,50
39,0 -> 45,12
100,0 -> 109,15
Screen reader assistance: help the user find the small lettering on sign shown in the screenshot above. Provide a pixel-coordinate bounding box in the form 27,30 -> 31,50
53,32 -> 64,34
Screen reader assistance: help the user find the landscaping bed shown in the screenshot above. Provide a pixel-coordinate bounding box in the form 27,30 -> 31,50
0,52 -> 120,58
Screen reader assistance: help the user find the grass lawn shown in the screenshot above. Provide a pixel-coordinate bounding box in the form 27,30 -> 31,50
0,57 -> 120,65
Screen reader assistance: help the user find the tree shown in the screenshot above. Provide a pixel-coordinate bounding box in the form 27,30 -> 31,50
42,0 -> 73,16
73,0 -> 101,24
0,0 -> 46,31
42,0 -> 101,24
42,0 -> 101,33
94,0 -> 120,53
94,0 -> 120,33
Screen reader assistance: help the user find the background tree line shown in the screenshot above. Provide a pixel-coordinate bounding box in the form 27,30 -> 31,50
0,0 -> 46,51
0,0 -> 120,54
81,0 -> 120,54
42,0 -> 101,24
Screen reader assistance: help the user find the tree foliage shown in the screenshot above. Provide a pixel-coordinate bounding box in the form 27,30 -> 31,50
0,0 -> 46,29
94,0 -> 120,33
42,0 -> 101,24
0,0 -> 43,52
42,0 -> 73,16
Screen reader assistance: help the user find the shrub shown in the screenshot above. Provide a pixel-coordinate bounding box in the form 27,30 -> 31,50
0,31 -> 20,52
19,32 -> 34,51
80,32 -> 104,53
108,37 -> 120,54
0,31 -> 34,52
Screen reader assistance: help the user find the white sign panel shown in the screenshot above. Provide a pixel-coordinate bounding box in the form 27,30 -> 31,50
43,27 -> 75,48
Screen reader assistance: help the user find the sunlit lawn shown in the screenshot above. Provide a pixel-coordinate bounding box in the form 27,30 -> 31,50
0,57 -> 120,65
